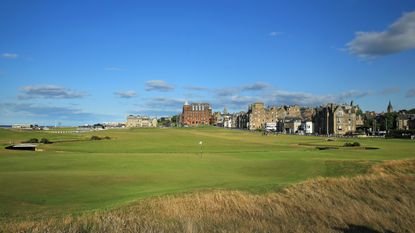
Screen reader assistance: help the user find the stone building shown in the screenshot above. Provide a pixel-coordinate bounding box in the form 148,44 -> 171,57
247,102 -> 266,130
126,115 -> 158,128
240,103 -> 317,131
285,105 -> 301,118
231,113 -> 239,128
213,112 -> 223,126
314,103 -> 360,135
281,118 -> 302,134
11,124 -> 32,130
301,107 -> 316,121
301,121 -> 314,134
181,102 -> 213,126
397,114 -> 415,130
223,115 -> 233,128
266,106 -> 286,123
235,111 -> 249,129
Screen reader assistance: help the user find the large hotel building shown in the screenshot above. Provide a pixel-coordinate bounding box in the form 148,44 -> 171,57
181,102 -> 213,126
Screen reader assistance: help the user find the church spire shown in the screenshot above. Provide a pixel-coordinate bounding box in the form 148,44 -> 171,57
387,100 -> 393,113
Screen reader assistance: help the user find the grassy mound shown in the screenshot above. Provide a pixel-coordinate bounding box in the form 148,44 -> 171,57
2,159 -> 414,233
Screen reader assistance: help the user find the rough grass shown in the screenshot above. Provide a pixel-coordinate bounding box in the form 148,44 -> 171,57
2,159 -> 414,233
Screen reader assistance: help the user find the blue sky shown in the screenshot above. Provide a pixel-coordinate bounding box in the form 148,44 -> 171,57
1,0 -> 415,125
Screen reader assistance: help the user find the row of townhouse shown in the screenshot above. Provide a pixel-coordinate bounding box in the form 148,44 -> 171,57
212,101 -> 363,135
397,114 -> 415,130
126,115 -> 158,128
313,103 -> 363,135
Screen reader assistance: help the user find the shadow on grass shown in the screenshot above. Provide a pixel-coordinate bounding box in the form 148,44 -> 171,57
335,225 -> 394,233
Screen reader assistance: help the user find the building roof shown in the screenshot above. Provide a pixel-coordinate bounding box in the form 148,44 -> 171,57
11,144 -> 38,148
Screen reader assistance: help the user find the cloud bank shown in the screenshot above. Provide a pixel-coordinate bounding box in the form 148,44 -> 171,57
145,80 -> 174,92
19,85 -> 86,99
242,82 -> 271,91
380,87 -> 400,95
347,11 -> 415,57
115,91 -> 137,98
2,53 -> 19,59
0,102 -> 100,122
406,88 -> 415,98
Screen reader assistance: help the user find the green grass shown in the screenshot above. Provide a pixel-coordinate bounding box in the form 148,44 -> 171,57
0,127 -> 414,220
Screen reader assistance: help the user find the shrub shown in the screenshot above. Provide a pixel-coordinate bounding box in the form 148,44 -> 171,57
90,135 -> 102,140
90,136 -> 111,141
40,138 -> 52,144
25,138 -> 39,143
344,142 -> 361,147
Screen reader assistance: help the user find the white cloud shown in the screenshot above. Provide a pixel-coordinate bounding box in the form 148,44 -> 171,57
269,31 -> 283,37
380,87 -> 400,95
18,85 -> 86,99
114,91 -> 137,98
209,83 -> 371,110
2,53 -> 19,59
105,67 -> 123,71
242,82 -> 271,91
145,80 -> 174,92
338,90 -> 371,100
184,86 -> 209,91
0,102 -> 99,121
347,11 -> 415,57
131,97 -> 186,116
215,87 -> 239,97
147,97 -> 186,107
406,88 -> 415,98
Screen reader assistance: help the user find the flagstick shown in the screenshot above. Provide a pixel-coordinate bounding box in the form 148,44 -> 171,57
199,141 -> 203,158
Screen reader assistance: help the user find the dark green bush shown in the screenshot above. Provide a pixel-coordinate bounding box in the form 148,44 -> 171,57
90,135 -> 102,140
344,142 -> 361,147
90,136 -> 111,141
25,138 -> 39,143
40,138 -> 52,144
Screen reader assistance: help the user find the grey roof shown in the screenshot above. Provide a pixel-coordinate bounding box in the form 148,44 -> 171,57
12,144 -> 38,148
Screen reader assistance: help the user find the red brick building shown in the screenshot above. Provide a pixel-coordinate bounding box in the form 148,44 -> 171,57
181,102 -> 213,126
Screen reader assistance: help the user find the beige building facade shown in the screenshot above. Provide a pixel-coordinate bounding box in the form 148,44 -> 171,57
245,103 -> 315,131
314,103 -> 360,135
247,103 -> 266,130
126,115 -> 158,128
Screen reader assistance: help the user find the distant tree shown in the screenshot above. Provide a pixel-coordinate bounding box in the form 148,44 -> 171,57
90,135 -> 102,140
407,108 -> 415,114
378,113 -> 398,131
90,135 -> 111,140
40,138 -> 52,144
25,138 -> 39,143
158,118 -> 172,127
362,115 -> 377,134
344,142 -> 360,147
174,115 -> 181,123
363,116 -> 374,130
